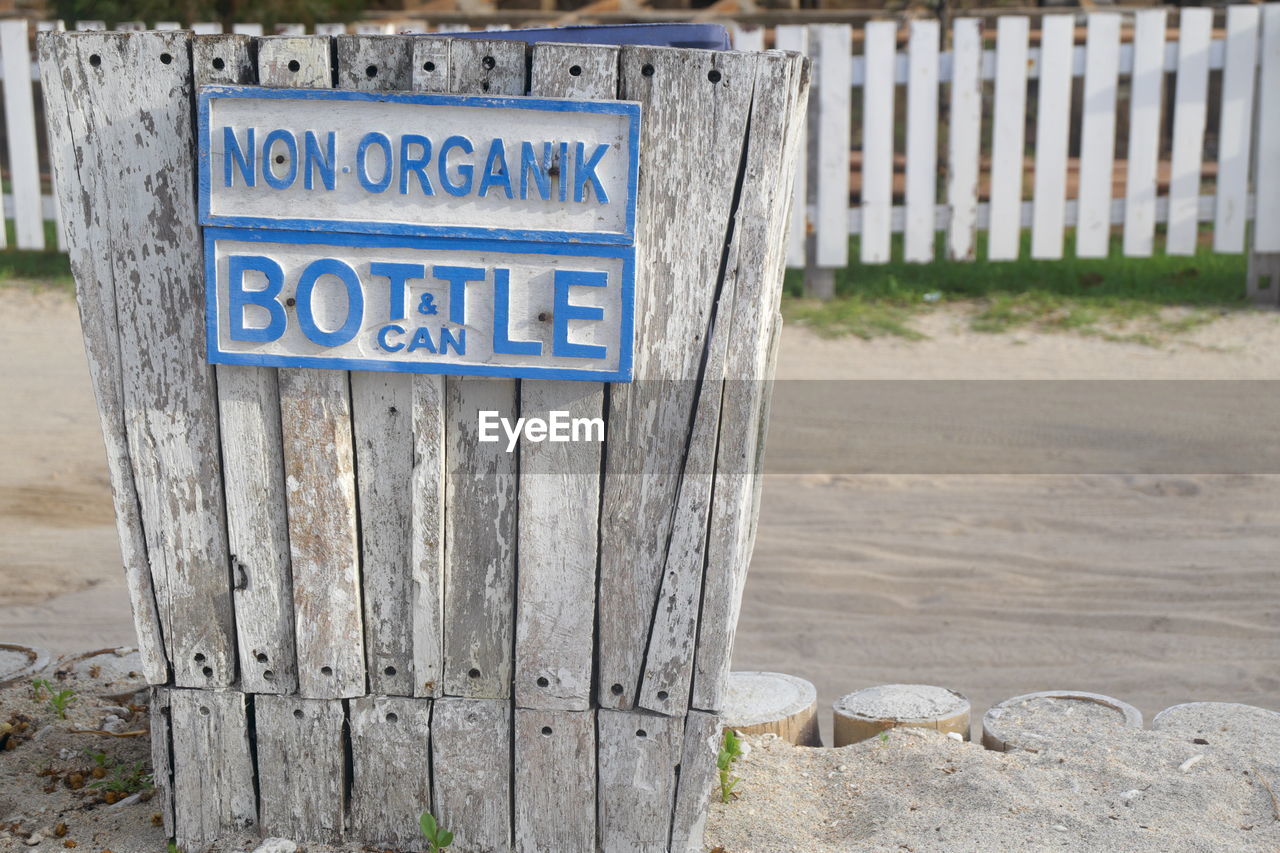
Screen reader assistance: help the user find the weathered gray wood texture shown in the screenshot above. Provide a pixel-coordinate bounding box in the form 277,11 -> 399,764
167,688 -> 258,848
338,35 -> 419,698
441,39 -> 526,701
349,695 -> 434,850
42,31 -> 235,689
514,708 -> 596,852
432,697 -> 514,852
255,695 -> 347,843
670,711 -> 722,853
515,42 -> 616,713
194,34 -> 299,697
258,35 -> 368,700
38,32 -> 168,685
598,709 -> 683,853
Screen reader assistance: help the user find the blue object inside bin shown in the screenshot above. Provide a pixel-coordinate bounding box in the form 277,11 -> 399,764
437,23 -> 729,50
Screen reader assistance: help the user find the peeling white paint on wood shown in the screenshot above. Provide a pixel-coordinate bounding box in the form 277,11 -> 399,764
168,688 -> 257,848
514,708 -> 596,852
432,697 -> 513,852
255,695 -> 347,843
349,695 -> 433,849
258,35 -> 367,700
669,710 -> 722,853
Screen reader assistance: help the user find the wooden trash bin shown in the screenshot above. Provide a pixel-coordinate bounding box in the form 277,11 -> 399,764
39,26 -> 808,853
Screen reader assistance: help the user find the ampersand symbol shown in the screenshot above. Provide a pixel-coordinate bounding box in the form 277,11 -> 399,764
417,292 -> 438,316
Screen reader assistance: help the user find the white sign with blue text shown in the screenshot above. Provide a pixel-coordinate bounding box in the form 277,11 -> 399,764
198,86 -> 640,382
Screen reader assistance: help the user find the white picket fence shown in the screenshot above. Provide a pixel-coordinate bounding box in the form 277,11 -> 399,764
734,7 -> 1280,302
4,12 -> 1279,301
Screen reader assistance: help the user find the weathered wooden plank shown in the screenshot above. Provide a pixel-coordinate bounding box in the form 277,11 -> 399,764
775,26 -> 808,270
1076,13 -> 1121,258
1214,5 -> 1260,254
599,45 -> 756,712
598,710 -> 683,852
440,38 -> 526,701
61,31 -> 235,688
947,19 -> 983,261
255,695 -> 347,843
513,709 -> 595,852
349,695 -> 433,850
690,52 -> 810,713
409,35 -> 452,700
256,35 -> 367,699
336,34 -> 418,698
988,16 -> 1029,261
193,33 -> 298,696
1,21 -> 43,249
1253,3 -> 1280,254
37,32 -> 169,684
513,41 -> 615,713
149,687 -> 174,837
669,710 -> 722,853
168,688 -> 257,848
860,21 -> 895,264
432,697 -> 513,852
904,19 -> 939,263
1122,9 -> 1166,258
1029,15 -> 1073,260
1167,8 -> 1212,255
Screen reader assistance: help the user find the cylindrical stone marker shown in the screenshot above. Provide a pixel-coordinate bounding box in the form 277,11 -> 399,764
722,671 -> 821,746
832,684 -> 970,746
981,690 -> 1142,752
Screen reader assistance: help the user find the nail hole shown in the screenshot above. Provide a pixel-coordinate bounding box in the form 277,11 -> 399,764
201,666 -> 213,677
541,726 -> 553,736
255,652 -> 268,663
466,713 -> 478,723
160,52 -> 172,65
384,666 -> 397,676
212,57 -> 225,70
610,683 -> 624,696
536,676 -> 549,688
288,59 -> 300,72
194,652 -> 206,663
707,69 -> 722,84
657,690 -> 669,701
199,706 -> 210,716
481,81 -> 490,93
89,54 -> 101,67
285,297 -> 296,307
365,64 -> 378,78
468,668 -> 481,679
388,406 -> 398,415
641,63 -> 654,77
386,712 -> 398,724
569,64 -> 582,77
263,670 -> 275,681
321,665 -> 333,676
275,154 -> 285,165
636,729 -> 647,738
423,61 -> 436,72
537,312 -> 549,322
293,709 -> 304,720
482,55 -> 495,70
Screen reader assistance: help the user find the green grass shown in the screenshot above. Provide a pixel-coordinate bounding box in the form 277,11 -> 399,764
783,230 -> 1250,344
0,221 -> 72,289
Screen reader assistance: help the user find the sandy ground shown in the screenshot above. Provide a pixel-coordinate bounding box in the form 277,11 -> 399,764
1,286 -> 1279,849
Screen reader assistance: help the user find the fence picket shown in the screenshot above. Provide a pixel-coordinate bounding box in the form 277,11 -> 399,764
775,24 -> 808,268
904,19 -> 939,263
947,18 -> 983,261
1,21 -> 43,249
1254,3 -> 1280,254
1167,8 -> 1213,255
861,20 -> 895,263
1076,13 -> 1121,258
817,24 -> 852,267
1214,5 -> 1260,253
988,16 -> 1029,260
1030,15 -> 1074,260
1122,9 -> 1167,258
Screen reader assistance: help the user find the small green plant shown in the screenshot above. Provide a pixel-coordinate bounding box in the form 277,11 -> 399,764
31,679 -> 76,719
88,758 -> 151,795
167,842 -> 181,853
879,731 -> 891,746
717,728 -> 745,804
419,811 -> 453,851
